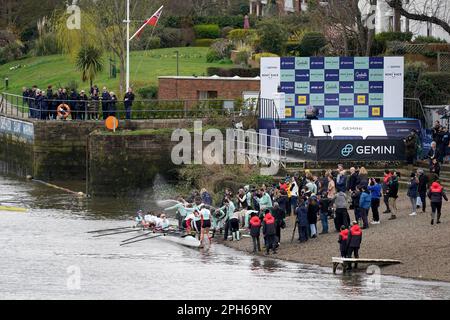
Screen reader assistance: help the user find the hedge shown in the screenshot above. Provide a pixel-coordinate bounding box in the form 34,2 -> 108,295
207,67 -> 260,77
161,15 -> 257,29
375,31 -> 413,43
194,24 -> 221,39
194,38 -> 216,47
419,72 -> 450,105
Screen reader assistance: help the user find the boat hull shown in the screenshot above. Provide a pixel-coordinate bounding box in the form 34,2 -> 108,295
162,234 -> 201,248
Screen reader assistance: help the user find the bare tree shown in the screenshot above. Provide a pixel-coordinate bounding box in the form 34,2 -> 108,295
315,0 -> 377,56
386,0 -> 450,35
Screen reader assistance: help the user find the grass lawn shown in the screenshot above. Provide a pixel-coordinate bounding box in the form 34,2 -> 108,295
0,47 -> 232,96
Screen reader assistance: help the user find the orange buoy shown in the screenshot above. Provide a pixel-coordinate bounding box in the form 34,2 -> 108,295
105,116 -> 119,131
57,104 -> 71,119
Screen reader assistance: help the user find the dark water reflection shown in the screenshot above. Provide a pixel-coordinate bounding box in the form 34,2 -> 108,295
1,173 -> 450,300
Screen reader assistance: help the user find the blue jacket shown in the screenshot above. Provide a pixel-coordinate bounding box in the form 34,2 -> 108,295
359,191 -> 372,209
407,178 -> 418,199
336,175 -> 347,192
295,205 -> 309,227
368,183 -> 382,199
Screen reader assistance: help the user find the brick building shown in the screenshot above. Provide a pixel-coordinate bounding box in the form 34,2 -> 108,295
158,76 -> 260,100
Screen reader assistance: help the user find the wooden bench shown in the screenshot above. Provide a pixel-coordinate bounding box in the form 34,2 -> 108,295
332,257 -> 402,274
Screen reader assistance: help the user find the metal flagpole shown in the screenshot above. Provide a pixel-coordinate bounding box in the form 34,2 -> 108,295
126,0 -> 130,93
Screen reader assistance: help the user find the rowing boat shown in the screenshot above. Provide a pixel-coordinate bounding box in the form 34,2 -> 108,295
161,233 -> 202,248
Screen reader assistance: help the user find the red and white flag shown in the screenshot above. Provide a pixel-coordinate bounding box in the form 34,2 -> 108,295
130,5 -> 163,41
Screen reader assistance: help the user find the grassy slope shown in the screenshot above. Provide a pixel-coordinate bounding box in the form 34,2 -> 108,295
0,47 -> 231,95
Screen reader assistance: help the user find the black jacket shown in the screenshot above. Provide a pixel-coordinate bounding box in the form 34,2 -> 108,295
417,174 -> 429,194
347,225 -> 362,249
124,92 -> 135,107
348,172 -> 358,191
307,202 -> 319,224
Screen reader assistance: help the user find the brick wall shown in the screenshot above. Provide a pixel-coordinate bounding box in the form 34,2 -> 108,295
158,77 -> 260,100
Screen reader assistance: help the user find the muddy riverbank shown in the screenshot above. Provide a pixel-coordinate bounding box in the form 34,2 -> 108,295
222,191 -> 450,283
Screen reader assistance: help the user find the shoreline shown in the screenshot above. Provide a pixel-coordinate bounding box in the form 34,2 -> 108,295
219,191 -> 450,283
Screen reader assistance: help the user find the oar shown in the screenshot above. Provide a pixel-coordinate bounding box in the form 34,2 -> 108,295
121,231 -> 153,243
92,229 -> 142,238
291,221 -> 298,243
87,226 -> 134,234
120,234 -> 163,246
0,205 -> 27,212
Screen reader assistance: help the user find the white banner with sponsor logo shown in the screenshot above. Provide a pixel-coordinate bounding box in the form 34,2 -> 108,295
310,120 -> 387,139
383,56 -> 404,118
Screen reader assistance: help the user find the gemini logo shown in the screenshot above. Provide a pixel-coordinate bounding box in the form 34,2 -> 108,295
341,144 -> 354,157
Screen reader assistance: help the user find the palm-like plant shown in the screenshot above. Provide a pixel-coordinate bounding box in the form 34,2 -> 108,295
75,46 -> 104,88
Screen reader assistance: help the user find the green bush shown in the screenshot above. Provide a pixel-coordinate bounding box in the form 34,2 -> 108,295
386,41 -> 406,55
375,31 -> 413,43
370,37 -> 386,55
131,36 -> 161,51
195,38 -> 216,47
253,52 -> 278,63
418,72 -> 450,105
285,40 -> 300,55
221,26 -> 234,38
194,24 -> 220,39
299,32 -> 327,56
413,36 -> 447,44
158,28 -> 184,48
235,50 -> 250,66
0,43 -> 23,65
227,28 -> 257,44
192,15 -> 256,28
257,20 -> 288,55
137,86 -> 159,99
206,50 -> 222,62
206,39 -> 233,63
32,33 -> 61,56
404,62 -> 428,98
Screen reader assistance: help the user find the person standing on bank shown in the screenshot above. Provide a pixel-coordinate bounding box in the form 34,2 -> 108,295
417,169 -> 429,213
347,221 -> 363,269
407,172 -> 419,216
307,196 -> 319,238
334,190 -> 349,231
382,170 -> 393,214
368,178 -> 381,224
101,87 -> 111,119
262,210 -> 277,255
78,90 -> 88,120
249,212 -> 261,253
428,181 -> 448,225
124,87 -> 135,120
109,92 -> 118,118
387,171 -> 400,220
427,142 -> 440,168
296,200 -> 309,242
359,186 -> 371,229
69,88 -> 78,120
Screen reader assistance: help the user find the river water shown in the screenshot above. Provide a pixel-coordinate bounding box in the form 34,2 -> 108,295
1,173 -> 450,300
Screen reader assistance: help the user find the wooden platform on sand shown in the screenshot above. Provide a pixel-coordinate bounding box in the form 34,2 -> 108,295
332,257 -> 402,274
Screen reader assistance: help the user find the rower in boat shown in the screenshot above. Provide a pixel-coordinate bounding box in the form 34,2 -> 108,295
164,197 -> 190,230
135,210 -> 145,227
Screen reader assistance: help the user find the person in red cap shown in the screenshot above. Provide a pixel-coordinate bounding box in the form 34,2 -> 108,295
347,221 -> 363,269
249,212 -> 262,253
262,210 -> 277,255
427,181 -> 448,225
338,225 -> 349,258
